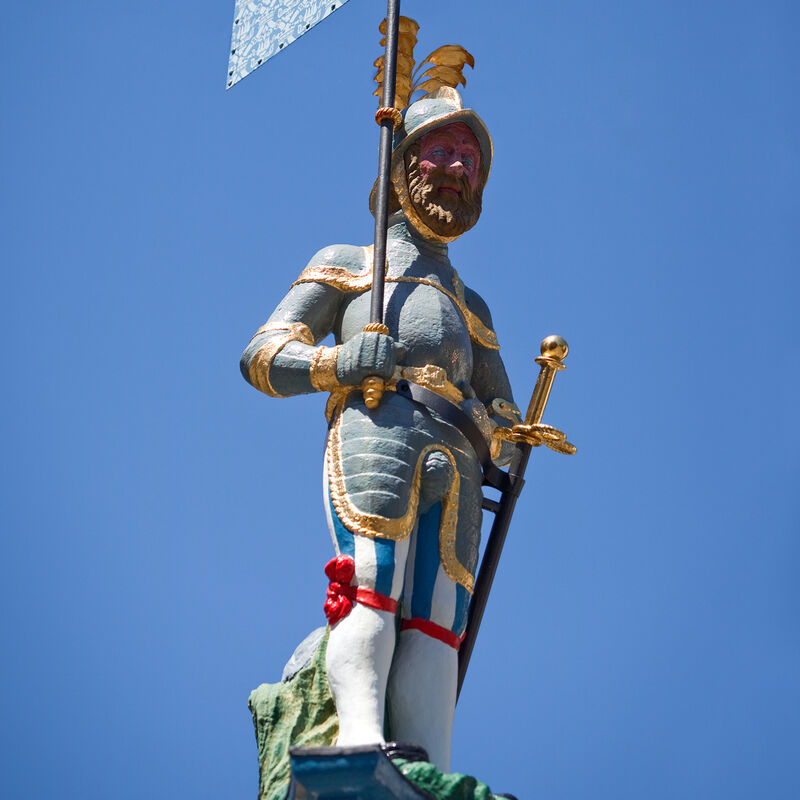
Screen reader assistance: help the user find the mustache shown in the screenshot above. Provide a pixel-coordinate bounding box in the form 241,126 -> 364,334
423,167 -> 474,198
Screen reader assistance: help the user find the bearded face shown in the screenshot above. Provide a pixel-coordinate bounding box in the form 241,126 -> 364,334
403,123 -> 484,239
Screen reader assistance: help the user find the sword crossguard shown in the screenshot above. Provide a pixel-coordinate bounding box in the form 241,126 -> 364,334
494,422 -> 577,455
501,334 -> 577,455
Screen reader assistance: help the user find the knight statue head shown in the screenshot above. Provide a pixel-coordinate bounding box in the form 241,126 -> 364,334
369,19 -> 492,243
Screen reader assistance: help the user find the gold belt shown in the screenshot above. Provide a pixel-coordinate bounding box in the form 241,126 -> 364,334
391,365 -> 464,405
324,364 -> 464,421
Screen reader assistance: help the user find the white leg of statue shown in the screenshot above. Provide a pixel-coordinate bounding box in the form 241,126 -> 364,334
322,457 -> 420,749
386,629 -> 457,771
326,604 -> 396,746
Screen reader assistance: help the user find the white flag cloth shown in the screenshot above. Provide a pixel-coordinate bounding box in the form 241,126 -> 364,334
227,0 -> 353,88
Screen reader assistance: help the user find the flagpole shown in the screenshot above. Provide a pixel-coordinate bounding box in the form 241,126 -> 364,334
371,0 -> 400,326
361,0 -> 400,409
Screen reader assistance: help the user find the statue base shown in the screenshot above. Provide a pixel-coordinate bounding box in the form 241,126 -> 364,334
250,628 -> 517,800
285,745 -> 518,800
286,744 -> 431,799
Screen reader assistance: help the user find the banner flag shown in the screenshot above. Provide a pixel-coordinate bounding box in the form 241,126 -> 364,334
227,0 -> 353,88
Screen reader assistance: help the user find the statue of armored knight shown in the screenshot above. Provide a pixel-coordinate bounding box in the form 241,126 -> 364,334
241,70 -> 523,768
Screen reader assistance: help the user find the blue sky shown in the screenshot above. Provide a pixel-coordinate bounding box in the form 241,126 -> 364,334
2,1 -> 798,798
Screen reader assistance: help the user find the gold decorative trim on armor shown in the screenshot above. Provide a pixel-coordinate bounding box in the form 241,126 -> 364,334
326,412 -> 474,593
249,321 -> 314,344
248,322 -> 314,397
309,345 -> 341,392
397,364 -> 464,405
292,263 -> 500,351
434,447 -> 474,593
449,268 -> 500,350
293,264 -> 372,292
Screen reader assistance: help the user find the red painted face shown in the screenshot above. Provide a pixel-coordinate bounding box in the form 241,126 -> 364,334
417,122 -> 481,193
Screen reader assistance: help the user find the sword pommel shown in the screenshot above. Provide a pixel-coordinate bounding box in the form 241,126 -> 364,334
539,334 -> 568,362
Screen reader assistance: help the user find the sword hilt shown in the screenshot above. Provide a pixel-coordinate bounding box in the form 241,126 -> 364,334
495,335 -> 577,455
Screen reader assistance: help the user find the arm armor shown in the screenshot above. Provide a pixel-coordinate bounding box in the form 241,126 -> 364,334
461,285 -> 522,467
240,278 -> 344,397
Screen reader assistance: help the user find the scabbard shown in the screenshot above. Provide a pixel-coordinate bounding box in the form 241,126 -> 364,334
457,441 -> 532,698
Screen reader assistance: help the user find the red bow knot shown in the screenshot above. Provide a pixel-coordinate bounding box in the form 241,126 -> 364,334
325,555 -> 355,584
323,556 -> 357,625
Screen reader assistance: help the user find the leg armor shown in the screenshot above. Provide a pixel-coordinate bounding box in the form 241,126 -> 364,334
322,393 -> 483,768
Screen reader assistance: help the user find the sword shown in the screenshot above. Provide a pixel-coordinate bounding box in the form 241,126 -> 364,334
457,335 -> 576,697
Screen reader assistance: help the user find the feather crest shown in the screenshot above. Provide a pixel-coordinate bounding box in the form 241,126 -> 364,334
415,64 -> 467,88
373,17 -> 419,108
373,52 -> 415,77
412,45 -> 474,81
379,17 -> 419,37
373,18 -> 475,110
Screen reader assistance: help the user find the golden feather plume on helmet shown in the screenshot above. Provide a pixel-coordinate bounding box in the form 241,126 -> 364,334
373,17 -> 475,110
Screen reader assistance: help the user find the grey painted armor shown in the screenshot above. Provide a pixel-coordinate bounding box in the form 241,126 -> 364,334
241,213 -> 520,598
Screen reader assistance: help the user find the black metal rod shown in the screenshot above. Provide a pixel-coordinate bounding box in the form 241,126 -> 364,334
480,497 -> 501,515
457,442 -> 533,698
370,0 -> 401,324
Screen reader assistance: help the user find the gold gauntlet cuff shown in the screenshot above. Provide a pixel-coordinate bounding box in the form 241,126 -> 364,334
309,345 -> 341,392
